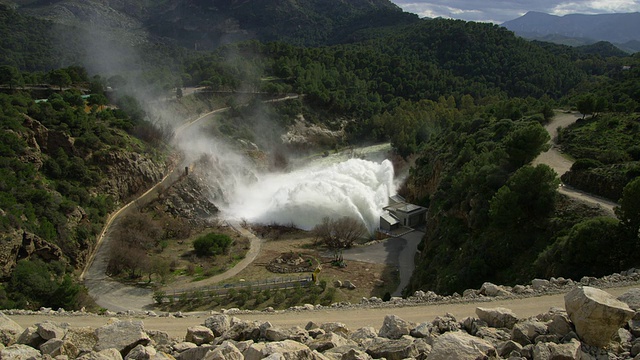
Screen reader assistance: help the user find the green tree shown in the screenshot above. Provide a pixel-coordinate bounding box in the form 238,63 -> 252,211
503,121 -> 550,169
49,69 -> 72,91
559,217 -> 624,278
489,165 -> 559,226
615,177 -> 640,239
193,233 -> 233,257
0,65 -> 23,90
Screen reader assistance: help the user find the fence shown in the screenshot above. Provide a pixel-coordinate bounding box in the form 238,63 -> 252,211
163,274 -> 313,301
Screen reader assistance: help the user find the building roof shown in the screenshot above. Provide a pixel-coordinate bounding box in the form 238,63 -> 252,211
389,194 -> 406,205
384,202 -> 426,214
380,211 -> 400,225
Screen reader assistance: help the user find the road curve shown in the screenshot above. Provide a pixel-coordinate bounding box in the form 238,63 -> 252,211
532,111 -> 617,215
83,95 -> 298,311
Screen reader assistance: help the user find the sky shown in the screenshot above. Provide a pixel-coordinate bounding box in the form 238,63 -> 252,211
391,0 -> 640,24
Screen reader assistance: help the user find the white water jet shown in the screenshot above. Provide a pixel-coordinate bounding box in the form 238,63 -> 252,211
223,158 -> 396,233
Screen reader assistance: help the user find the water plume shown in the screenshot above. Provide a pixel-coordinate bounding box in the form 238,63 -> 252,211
223,158 -> 396,233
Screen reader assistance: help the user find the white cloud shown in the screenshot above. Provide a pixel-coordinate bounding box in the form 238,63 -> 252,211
391,0 -> 640,23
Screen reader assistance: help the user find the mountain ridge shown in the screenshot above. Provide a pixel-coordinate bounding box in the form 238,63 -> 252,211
502,11 -> 640,52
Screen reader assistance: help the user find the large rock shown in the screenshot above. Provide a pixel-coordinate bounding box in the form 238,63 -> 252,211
378,315 -> 411,340
431,314 -> 460,333
94,320 -> 151,356
565,286 -> 635,348
0,312 -> 23,346
547,313 -> 573,338
308,332 -> 357,352
65,327 -> 99,354
617,288 -> 640,310
37,321 -> 67,340
0,343 -> 42,360
184,325 -> 214,345
475,307 -> 519,329
203,341 -> 244,360
220,320 -> 262,342
244,339 -> 327,360
177,345 -> 215,360
480,282 -> 511,297
123,344 -> 156,360
365,338 -> 420,360
320,323 -> 350,337
534,339 -> 581,360
340,348 -> 373,360
511,320 -> 547,346
204,314 -> 231,337
428,331 -> 495,360
349,327 -> 377,346
77,348 -> 125,360
40,338 -> 79,358
16,326 -> 44,348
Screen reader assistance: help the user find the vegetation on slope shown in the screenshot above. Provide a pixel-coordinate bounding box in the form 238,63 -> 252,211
0,67 -> 168,310
1,0 -> 639,309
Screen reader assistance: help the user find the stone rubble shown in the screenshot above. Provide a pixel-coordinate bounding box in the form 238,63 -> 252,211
2,270 -> 640,359
0,286 -> 639,359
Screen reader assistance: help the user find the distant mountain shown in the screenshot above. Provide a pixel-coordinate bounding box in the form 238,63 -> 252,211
502,11 -> 640,52
4,0 -> 419,49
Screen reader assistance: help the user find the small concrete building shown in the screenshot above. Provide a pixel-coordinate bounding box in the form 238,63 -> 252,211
380,195 -> 427,232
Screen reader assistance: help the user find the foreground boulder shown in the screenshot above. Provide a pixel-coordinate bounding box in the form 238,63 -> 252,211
244,339 -> 327,360
1,344 -> 42,359
475,307 -> 518,329
184,325 -> 214,346
365,337 -> 421,360
378,315 -> 411,339
94,319 -> 151,356
428,331 -> 494,359
0,312 -> 23,346
565,286 -> 635,347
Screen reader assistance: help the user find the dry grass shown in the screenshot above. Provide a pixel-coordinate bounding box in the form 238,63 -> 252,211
219,227 -> 399,303
154,224 -> 250,284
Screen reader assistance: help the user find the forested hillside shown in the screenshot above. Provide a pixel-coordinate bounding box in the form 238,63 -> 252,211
0,67 -> 171,309
1,0 -> 639,308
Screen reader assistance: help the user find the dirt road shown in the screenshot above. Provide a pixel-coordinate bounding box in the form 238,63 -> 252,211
532,111 -> 617,214
9,285 -> 638,341
83,95 -> 299,311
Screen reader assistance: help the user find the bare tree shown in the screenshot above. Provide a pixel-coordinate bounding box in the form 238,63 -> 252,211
312,217 -> 367,263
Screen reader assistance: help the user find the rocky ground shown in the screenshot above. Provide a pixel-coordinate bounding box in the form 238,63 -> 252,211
2,283 -> 640,359
3,271 -> 640,359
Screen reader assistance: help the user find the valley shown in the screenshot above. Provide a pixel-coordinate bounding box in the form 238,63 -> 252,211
0,1 -> 639,348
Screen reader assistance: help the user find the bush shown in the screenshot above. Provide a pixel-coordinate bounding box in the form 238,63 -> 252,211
193,233 -> 233,257
570,158 -> 603,171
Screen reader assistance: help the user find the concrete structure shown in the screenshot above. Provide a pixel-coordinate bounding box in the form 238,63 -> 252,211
380,195 -> 427,232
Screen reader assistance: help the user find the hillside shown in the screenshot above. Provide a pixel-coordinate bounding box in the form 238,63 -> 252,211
1,0 -> 639,314
3,0 -> 418,49
502,11 -> 640,52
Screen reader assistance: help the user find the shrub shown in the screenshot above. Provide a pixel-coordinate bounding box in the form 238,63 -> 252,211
570,158 -> 603,171
193,233 -> 233,257
153,290 -> 166,304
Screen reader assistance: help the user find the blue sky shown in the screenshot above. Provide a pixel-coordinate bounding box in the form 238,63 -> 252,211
391,0 -> 640,23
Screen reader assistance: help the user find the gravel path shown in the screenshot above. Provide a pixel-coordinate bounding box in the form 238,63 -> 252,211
532,111 -> 617,214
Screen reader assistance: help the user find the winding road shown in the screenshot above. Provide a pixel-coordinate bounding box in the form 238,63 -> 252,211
83,94 -> 300,311
12,109 -> 639,340
532,111 -> 618,214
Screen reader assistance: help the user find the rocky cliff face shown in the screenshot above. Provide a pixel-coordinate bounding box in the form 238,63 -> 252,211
0,116 -> 168,278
